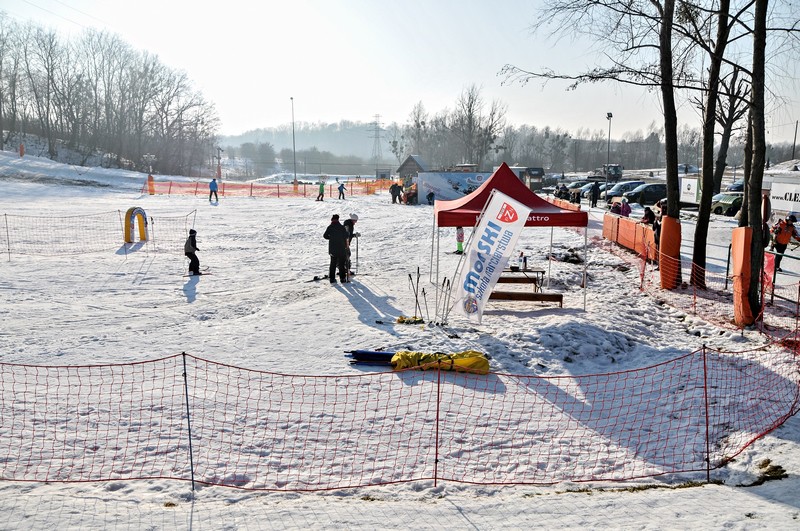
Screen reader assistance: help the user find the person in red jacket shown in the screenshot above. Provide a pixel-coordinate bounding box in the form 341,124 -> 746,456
772,214 -> 800,272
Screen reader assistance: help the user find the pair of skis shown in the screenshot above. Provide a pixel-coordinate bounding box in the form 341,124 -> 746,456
183,266 -> 211,277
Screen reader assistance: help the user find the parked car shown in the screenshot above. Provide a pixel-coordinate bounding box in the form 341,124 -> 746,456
605,180 -> 645,204
622,183 -> 668,206
567,180 -> 591,191
711,193 -> 743,216
725,180 -> 744,192
579,182 -> 596,198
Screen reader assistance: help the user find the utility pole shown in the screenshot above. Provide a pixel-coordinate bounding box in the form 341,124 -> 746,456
793,120 -> 798,160
606,112 -> 613,193
291,97 -> 297,186
369,114 -> 383,178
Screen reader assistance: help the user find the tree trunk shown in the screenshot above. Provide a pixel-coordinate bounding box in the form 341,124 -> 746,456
692,0 -> 731,290
661,0 -> 680,221
746,0 -> 768,318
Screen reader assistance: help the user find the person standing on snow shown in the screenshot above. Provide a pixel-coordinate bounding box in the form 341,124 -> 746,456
316,180 -> 325,201
184,229 -> 201,275
343,213 -> 360,277
338,181 -> 347,200
323,214 -> 349,283
771,214 -> 800,272
590,181 -> 600,208
209,178 -> 219,202
455,226 -> 465,254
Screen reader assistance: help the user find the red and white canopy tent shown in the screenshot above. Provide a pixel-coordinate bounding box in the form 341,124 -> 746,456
430,163 -> 590,313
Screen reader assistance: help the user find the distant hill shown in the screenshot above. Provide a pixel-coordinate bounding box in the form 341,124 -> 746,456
220,120 -> 389,160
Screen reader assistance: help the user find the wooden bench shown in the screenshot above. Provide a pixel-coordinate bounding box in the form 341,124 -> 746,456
489,290 -> 563,307
498,268 -> 545,292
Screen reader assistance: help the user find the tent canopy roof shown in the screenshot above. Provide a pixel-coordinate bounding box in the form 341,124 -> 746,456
433,163 -> 588,228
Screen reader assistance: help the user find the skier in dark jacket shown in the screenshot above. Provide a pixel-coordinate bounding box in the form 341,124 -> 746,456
184,229 -> 201,275
323,214 -> 349,283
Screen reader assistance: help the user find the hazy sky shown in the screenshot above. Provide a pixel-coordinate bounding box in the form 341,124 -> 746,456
5,0 -> 799,143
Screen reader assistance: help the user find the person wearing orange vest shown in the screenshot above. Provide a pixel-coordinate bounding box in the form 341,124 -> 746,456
771,214 -> 800,271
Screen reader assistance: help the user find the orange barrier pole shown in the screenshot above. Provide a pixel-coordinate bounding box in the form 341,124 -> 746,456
19,143 -> 25,158
659,216 -> 681,289
731,227 -> 755,326
147,175 -> 155,195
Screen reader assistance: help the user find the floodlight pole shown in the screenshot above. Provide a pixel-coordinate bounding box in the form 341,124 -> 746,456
606,112 -> 613,193
291,97 -> 297,186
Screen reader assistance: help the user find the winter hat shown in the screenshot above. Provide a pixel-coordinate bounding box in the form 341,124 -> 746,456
789,215 -> 797,223
349,213 -> 358,221
189,229 -> 197,235
331,214 -> 339,221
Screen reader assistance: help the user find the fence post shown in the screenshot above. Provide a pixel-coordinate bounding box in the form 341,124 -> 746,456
181,352 -> 196,492
434,360 -> 442,487
702,344 -> 711,483
4,214 -> 10,261
796,283 -> 800,341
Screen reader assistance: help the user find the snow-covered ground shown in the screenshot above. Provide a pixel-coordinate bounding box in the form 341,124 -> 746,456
0,149 -> 798,529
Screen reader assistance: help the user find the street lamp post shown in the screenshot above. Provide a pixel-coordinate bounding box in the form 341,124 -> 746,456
291,97 -> 297,186
606,112 -> 613,193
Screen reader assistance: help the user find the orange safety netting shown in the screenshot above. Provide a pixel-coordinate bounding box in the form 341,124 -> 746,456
142,180 -> 392,199
0,349 -> 797,491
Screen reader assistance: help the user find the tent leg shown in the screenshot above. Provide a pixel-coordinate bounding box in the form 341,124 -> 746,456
548,227 -> 554,289
429,211 -> 436,284
434,226 -> 441,321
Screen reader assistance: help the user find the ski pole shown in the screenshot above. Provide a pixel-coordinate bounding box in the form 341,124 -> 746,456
408,273 -> 420,318
441,278 -> 452,324
356,235 -> 359,274
414,267 -> 423,318
422,288 -> 430,322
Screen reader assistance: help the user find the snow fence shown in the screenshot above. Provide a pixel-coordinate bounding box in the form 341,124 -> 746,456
0,349 -> 797,491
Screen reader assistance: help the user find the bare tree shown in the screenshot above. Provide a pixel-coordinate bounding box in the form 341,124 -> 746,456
386,122 -> 407,164
449,85 -> 506,170
407,101 -> 428,159
21,23 -> 61,157
714,66 -> 749,194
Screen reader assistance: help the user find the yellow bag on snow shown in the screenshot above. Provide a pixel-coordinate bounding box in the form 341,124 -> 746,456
390,350 -> 490,374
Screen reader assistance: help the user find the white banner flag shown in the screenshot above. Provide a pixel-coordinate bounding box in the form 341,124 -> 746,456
452,190 -> 531,323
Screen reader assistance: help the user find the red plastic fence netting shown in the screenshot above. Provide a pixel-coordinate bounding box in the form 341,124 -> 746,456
1,350 -> 797,491
142,180 -> 391,198
0,211 -> 195,257
600,232 -> 800,342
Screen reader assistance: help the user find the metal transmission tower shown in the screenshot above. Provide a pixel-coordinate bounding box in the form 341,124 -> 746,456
369,115 -> 383,164
369,115 -> 392,179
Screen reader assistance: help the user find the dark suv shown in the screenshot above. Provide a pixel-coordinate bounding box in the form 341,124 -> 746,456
622,183 -> 668,206
605,180 -> 645,204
